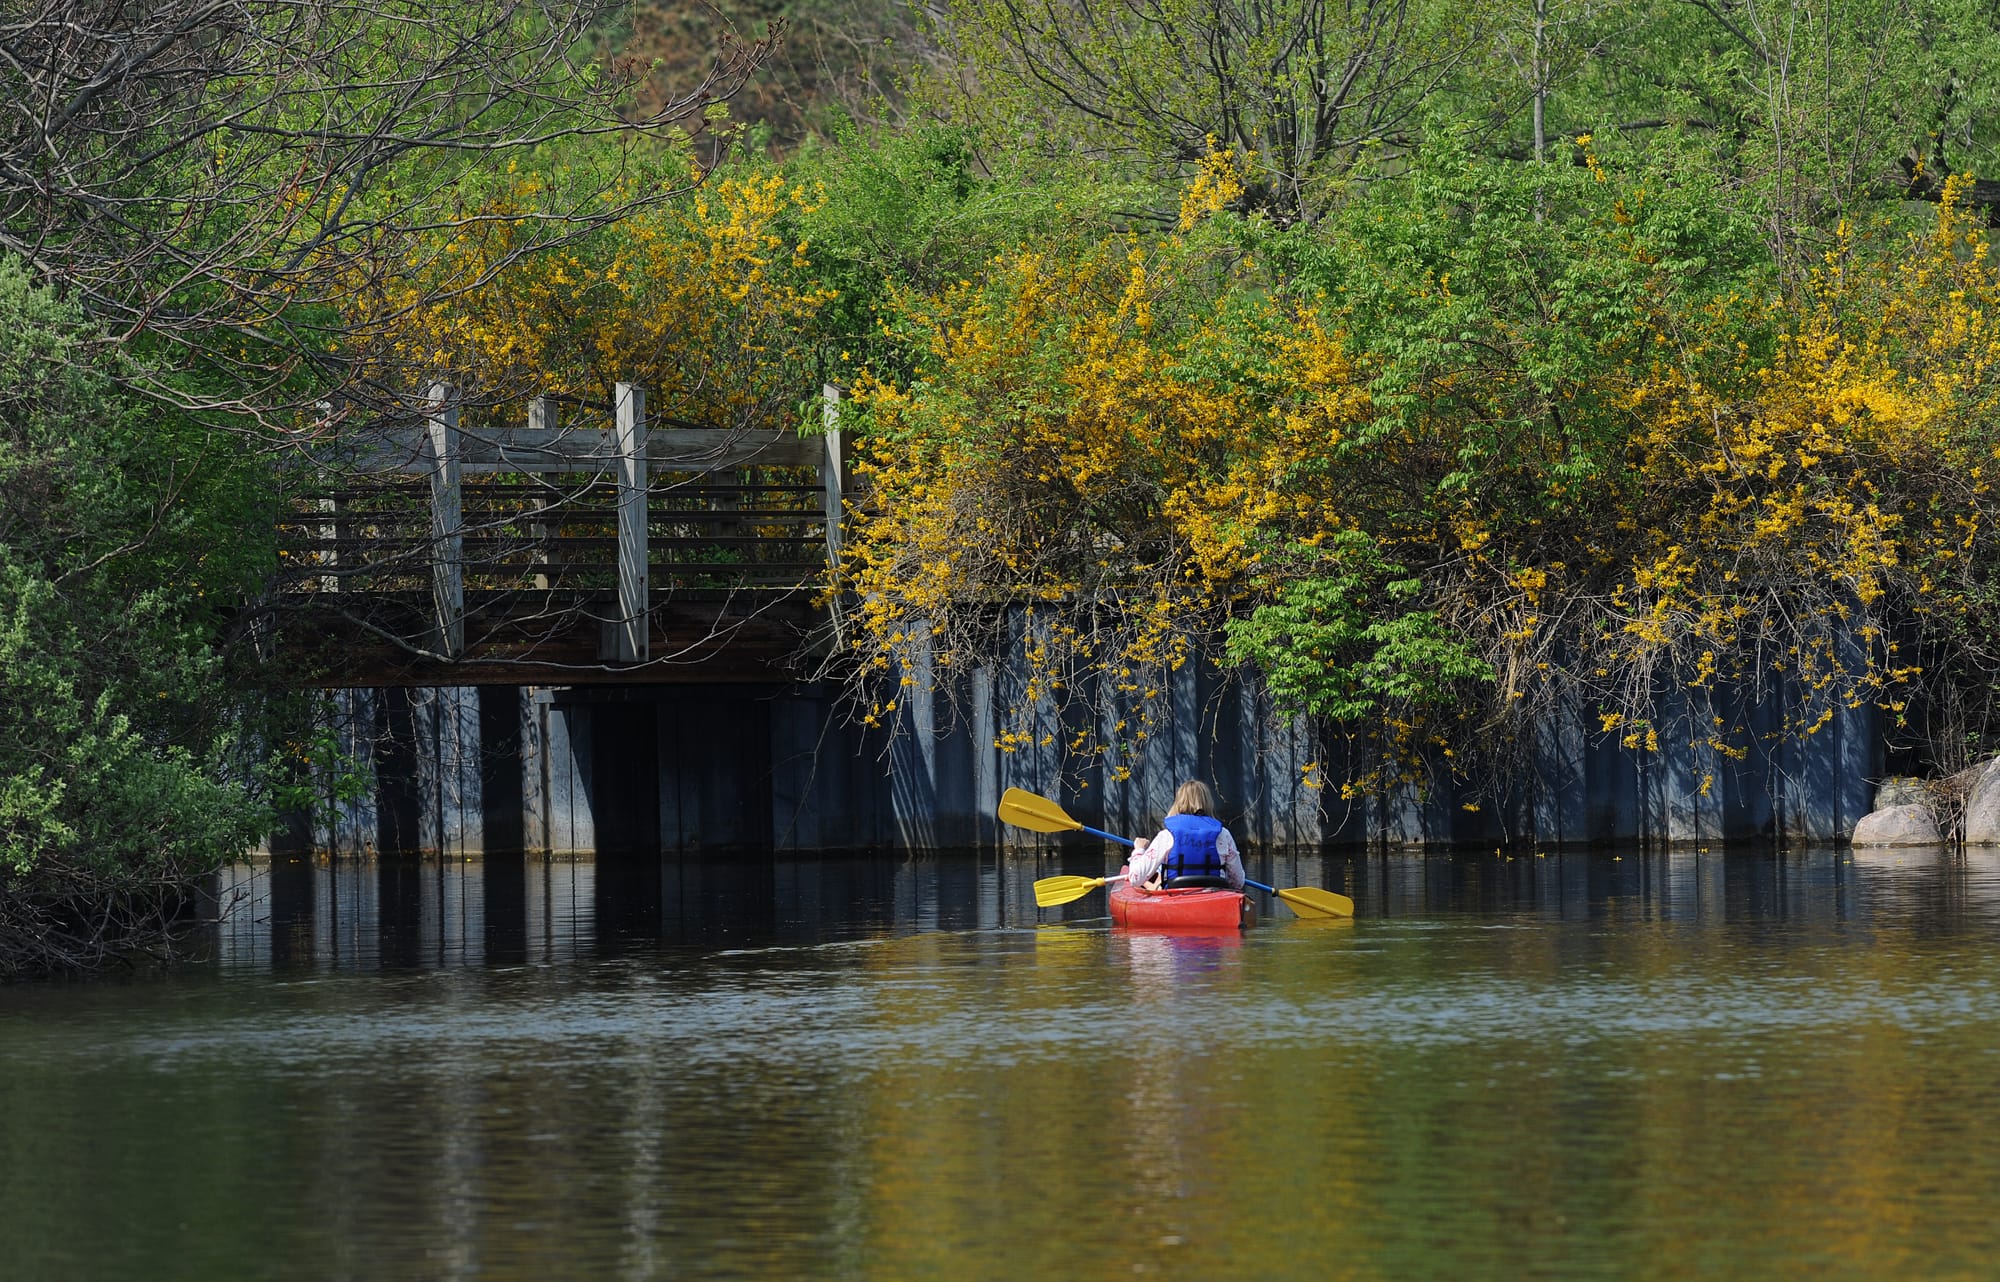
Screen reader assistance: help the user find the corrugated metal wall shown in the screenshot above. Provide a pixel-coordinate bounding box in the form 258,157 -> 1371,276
284,643 -> 1879,856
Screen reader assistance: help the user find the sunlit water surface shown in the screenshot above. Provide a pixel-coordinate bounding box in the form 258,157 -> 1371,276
5,846 -> 2000,1280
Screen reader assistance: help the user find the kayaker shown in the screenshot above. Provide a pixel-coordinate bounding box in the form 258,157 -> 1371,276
1127,780 -> 1246,892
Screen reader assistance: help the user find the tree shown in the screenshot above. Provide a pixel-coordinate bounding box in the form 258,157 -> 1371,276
612,0 -> 944,150
0,1 -> 778,971
0,257 -> 274,976
0,0 -> 777,427
1464,0 -> 2000,245
351,160 -> 834,430
834,140 -> 2000,804
930,0 -> 1488,224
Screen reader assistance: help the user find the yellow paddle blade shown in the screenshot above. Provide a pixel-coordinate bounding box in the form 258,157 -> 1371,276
998,787 -> 1084,835
1033,874 -> 1112,908
1276,886 -> 1356,919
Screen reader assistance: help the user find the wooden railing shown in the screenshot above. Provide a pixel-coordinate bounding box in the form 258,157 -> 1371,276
277,383 -> 843,674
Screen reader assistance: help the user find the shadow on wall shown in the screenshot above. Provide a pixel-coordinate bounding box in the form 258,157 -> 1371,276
278,659 -> 1880,858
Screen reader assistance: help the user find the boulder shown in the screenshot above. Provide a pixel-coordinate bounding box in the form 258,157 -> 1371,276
1965,758 -> 2000,845
1874,776 -> 1929,808
1850,804 -> 1944,848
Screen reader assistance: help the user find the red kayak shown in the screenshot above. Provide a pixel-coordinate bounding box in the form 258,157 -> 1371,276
1108,874 -> 1255,931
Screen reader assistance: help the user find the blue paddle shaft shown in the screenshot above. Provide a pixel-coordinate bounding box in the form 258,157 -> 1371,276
1242,878 -> 1276,894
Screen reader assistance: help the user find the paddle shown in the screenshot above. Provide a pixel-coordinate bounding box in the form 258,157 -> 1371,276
1241,878 -> 1355,919
997,786 -> 1132,845
1033,874 -> 1116,908
999,787 -> 1356,918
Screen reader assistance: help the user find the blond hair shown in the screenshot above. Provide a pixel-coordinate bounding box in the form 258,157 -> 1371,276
1165,780 -> 1216,818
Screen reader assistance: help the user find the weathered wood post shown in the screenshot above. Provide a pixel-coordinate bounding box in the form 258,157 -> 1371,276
822,382 -> 844,565
820,382 -> 847,647
527,395 -> 556,592
425,382 -> 465,658
614,382 -> 649,663
314,495 -> 340,594
312,401 -> 342,595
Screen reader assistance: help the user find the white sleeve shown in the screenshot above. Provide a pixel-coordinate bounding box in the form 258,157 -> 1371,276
1218,827 -> 1245,889
1125,829 -> 1175,885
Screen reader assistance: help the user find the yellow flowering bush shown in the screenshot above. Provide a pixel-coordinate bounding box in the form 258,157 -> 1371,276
840,148 -> 2000,794
344,156 -> 832,427
335,134 -> 2000,796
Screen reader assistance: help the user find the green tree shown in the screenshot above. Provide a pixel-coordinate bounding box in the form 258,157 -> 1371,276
1454,0 -> 2000,256
0,0 -> 776,428
785,124 -> 1143,377
1225,531 -> 1495,721
0,258 -> 277,975
929,0 -> 1490,224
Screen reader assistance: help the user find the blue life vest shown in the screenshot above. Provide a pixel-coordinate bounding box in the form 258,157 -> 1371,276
1162,813 -> 1226,879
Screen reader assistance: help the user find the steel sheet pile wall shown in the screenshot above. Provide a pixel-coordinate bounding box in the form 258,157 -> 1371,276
281,634 -> 1879,856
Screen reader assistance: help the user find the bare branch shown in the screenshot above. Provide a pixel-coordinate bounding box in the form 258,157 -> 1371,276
0,0 -> 780,429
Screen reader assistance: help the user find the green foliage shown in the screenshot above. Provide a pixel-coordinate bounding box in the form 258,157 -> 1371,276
929,0 -> 1488,223
927,0 -> 2000,242
4,0 -> 737,430
785,124 -> 1143,376
0,258 -> 269,923
1225,532 -> 1494,720
1271,130 -> 1771,523
0,568 -> 256,876
1511,0 -> 2000,244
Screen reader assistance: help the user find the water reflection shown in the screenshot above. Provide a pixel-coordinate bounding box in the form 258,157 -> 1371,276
10,845 -> 2000,1280
213,846 -> 2000,972
1291,844 -> 2000,932
218,856 -> 597,971
215,851 -> 1064,971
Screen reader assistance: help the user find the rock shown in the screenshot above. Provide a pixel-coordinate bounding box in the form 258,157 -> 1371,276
1965,758 -> 2000,845
1874,776 -> 1929,808
1850,804 -> 1944,848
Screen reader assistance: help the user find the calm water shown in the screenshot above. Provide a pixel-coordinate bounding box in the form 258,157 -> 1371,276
5,846 -> 2000,1280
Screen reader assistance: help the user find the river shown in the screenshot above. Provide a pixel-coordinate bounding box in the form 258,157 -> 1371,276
3,846 -> 1999,1280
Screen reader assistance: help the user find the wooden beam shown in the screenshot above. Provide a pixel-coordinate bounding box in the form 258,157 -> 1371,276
822,383 -> 844,566
527,395 -> 555,591
356,426 -> 819,474
614,382 -> 649,663
314,495 -> 339,593
425,383 -> 464,658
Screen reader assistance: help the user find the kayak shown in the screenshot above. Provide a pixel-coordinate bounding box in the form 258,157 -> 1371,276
1107,874 -> 1255,931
